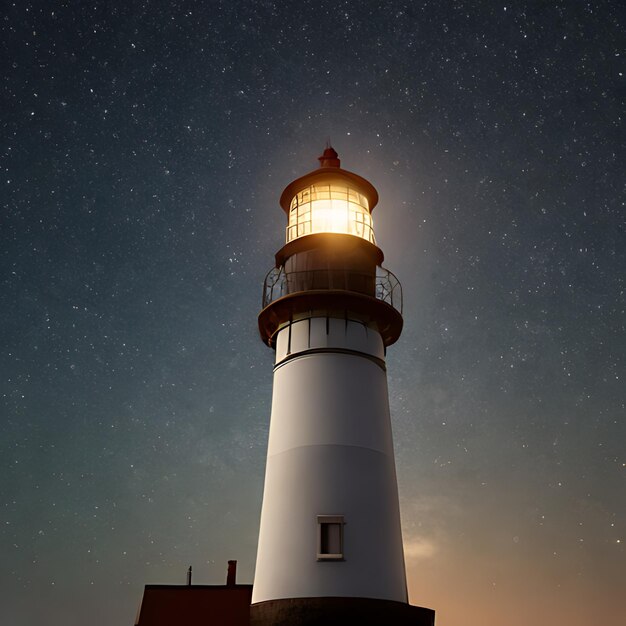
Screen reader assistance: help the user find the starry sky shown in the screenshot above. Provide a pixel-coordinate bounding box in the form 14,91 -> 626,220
1,1 -> 624,625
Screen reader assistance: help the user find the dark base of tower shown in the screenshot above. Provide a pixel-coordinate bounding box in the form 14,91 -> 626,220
250,597 -> 435,626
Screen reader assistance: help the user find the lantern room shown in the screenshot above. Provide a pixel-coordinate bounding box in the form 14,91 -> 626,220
279,147 -> 380,245
285,183 -> 375,244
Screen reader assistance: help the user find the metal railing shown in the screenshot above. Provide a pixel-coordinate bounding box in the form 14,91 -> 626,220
262,266 -> 403,314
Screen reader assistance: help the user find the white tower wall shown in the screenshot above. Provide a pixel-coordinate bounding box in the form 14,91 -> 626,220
252,317 -> 408,604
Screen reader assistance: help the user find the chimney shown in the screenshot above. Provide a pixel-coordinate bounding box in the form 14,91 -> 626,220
186,565 -> 192,586
226,560 -> 237,587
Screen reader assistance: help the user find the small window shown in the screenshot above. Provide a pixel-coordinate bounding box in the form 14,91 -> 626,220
317,515 -> 344,560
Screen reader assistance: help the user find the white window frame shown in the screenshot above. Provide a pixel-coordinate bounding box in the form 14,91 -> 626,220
317,515 -> 345,561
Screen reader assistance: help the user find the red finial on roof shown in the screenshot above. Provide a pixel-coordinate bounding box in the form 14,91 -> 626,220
318,145 -> 340,168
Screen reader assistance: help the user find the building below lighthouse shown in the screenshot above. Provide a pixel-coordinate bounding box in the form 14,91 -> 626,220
133,147 -> 435,626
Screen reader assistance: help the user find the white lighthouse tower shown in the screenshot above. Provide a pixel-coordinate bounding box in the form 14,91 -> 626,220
251,147 -> 434,626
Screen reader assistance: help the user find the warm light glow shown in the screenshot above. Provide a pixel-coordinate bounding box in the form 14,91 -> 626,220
287,184 -> 375,243
310,199 -> 348,234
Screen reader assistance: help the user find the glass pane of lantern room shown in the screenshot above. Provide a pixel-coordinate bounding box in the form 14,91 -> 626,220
286,185 -> 375,244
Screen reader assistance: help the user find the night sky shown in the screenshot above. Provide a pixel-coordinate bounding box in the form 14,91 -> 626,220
2,2 -> 624,625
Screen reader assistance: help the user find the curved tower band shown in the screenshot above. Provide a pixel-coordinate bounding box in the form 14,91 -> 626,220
251,148 -> 434,626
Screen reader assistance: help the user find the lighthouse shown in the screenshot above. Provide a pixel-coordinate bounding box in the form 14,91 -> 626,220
251,148 -> 434,625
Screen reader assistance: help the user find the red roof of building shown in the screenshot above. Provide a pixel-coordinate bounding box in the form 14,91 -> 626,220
135,584 -> 252,626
